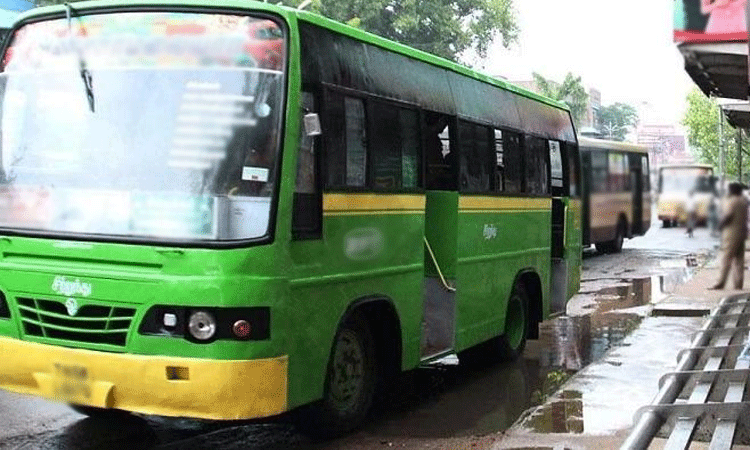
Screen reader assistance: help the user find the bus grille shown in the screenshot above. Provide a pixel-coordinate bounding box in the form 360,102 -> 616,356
16,297 -> 136,347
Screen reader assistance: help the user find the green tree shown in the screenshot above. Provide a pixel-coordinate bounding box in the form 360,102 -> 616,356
597,103 -> 638,141
282,0 -> 518,62
531,72 -> 588,128
682,87 -> 748,178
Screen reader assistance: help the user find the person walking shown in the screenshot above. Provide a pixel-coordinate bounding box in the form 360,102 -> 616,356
685,190 -> 697,238
710,182 -> 749,290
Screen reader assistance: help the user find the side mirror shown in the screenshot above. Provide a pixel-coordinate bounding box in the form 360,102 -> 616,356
303,113 -> 321,136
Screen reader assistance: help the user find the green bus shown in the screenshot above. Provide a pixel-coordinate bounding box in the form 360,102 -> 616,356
0,0 -> 581,436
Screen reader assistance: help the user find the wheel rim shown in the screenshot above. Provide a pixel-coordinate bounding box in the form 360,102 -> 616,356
505,294 -> 526,351
329,329 -> 365,413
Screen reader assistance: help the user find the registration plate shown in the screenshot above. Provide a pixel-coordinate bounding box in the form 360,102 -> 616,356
52,363 -> 91,402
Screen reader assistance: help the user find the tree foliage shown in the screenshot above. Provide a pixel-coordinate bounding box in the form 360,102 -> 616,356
682,87 -> 748,179
280,0 -> 519,62
597,103 -> 638,141
531,72 -> 588,128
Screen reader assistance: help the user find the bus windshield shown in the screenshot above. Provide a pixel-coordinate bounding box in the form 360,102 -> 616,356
0,11 -> 286,242
659,168 -> 714,194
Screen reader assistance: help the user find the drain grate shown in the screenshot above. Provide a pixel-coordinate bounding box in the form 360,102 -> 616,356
622,294 -> 750,449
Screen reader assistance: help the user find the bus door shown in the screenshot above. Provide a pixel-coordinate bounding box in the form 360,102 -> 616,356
629,154 -> 644,235
549,141 -> 567,314
421,112 -> 458,360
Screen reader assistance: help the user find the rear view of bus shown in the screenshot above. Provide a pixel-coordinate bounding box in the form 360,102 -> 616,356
579,138 -> 651,253
657,164 -> 715,227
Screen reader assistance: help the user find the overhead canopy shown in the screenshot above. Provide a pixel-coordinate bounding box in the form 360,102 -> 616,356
678,42 -> 750,129
722,102 -> 750,129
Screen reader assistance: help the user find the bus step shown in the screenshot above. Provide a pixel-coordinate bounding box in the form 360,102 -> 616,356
421,353 -> 459,367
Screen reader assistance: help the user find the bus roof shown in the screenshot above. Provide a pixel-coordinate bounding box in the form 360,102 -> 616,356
14,0 -> 571,115
293,10 -> 570,113
578,137 -> 649,154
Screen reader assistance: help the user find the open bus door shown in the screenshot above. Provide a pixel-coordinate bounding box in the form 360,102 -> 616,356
629,154 -> 644,235
421,113 -> 457,360
550,142 -> 582,315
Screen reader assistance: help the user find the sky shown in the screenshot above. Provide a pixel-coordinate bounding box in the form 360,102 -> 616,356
475,0 -> 696,127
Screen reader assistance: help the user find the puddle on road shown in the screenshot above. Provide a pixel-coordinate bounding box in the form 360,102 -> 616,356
356,272 -> 688,439
518,271 -> 694,435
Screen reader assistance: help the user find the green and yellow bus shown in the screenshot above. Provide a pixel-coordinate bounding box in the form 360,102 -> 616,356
0,0 -> 581,436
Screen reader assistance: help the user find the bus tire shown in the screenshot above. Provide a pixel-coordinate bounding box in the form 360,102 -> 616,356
594,242 -> 611,254
662,219 -> 671,228
611,220 -> 626,253
298,313 -> 376,438
69,404 -> 131,420
498,281 -> 528,361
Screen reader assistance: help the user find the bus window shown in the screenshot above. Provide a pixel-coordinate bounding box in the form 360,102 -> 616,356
323,92 -> 367,188
591,151 -> 608,193
345,98 -> 367,187
458,121 -> 492,192
424,112 -> 455,190
493,129 -> 504,192
293,91 -> 321,239
369,101 -> 420,189
568,144 -> 580,197
549,140 -> 564,192
503,131 -> 522,193
525,136 -> 549,195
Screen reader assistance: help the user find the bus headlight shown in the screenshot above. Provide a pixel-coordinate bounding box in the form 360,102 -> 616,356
139,306 -> 270,342
188,310 -> 217,341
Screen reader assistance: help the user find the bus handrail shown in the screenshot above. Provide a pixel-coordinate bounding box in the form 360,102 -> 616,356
423,236 -> 456,292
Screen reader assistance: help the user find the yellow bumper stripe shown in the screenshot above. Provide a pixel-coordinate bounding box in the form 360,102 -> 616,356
0,337 -> 287,420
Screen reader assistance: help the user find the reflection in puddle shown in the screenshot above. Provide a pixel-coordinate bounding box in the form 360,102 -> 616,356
519,274 -> 679,434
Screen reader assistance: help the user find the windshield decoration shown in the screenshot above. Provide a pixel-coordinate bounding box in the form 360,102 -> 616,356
0,12 -> 286,242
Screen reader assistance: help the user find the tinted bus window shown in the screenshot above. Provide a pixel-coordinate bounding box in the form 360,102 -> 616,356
525,136 -> 549,195
503,131 -> 522,193
493,129 -> 504,192
458,121 -> 492,192
591,151 -> 608,193
345,97 -> 367,186
369,102 -> 420,189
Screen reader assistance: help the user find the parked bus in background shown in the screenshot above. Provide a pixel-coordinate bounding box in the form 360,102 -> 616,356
579,137 -> 651,253
0,1 -> 581,436
657,164 -> 715,228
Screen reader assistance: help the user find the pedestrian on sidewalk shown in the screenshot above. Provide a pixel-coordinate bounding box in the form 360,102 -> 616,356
710,182 -> 749,290
685,189 -> 697,238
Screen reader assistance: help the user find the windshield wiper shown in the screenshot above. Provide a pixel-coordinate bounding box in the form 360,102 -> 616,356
65,3 -> 95,112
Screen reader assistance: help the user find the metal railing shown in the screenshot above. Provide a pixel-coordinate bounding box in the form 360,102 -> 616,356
622,294 -> 750,449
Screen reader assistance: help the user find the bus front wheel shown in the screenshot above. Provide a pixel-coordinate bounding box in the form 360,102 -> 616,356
69,404 -> 131,420
298,313 -> 376,438
498,282 -> 528,361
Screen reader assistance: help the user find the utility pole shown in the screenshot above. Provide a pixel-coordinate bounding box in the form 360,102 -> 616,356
719,103 -> 725,195
739,128 -> 743,183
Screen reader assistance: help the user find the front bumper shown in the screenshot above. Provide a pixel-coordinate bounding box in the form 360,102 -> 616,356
0,336 -> 287,420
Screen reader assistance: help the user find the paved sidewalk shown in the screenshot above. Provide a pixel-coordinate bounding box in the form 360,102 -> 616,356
494,246 -> 750,450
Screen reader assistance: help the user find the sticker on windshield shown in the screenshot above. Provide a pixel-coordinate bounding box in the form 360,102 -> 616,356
242,166 -> 269,182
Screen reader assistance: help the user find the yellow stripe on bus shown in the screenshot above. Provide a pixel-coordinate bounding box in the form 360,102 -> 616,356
459,196 -> 551,211
323,193 -> 426,214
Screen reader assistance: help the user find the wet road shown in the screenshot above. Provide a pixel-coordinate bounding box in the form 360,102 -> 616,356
0,225 -> 719,450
